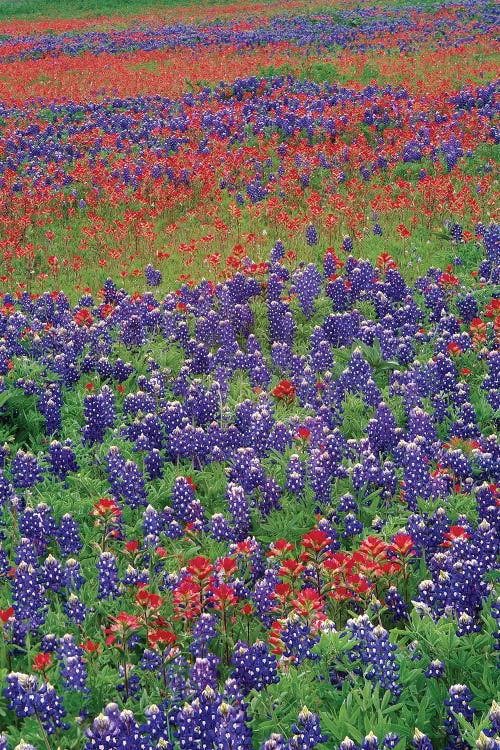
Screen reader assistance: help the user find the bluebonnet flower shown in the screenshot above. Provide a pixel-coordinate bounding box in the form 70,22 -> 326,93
252,568 -> 279,627
11,450 -> 43,489
425,659 -> 445,679
41,554 -> 63,592
171,476 -> 206,528
278,613 -> 320,665
488,700 -> 500,734
342,236 -> 353,253
84,704 -> 155,750
57,513 -> 82,556
444,684 -> 475,750
57,634 -> 89,693
385,586 -> 408,622
286,454 -> 306,496
140,704 -> 172,746
64,593 -> 87,626
4,673 -> 68,735
0,467 -> 15,506
413,730 -> 433,750
189,655 -> 219,691
48,440 -> 79,483
175,685 -> 252,749
106,447 -> 147,509
286,707 -> 328,748
83,385 -> 115,444
210,513 -> 232,542
226,482 -> 251,541
231,640 -> 279,695
38,382 -> 63,434
401,440 -> 432,511
294,263 -> 322,317
261,735 -> 286,750
18,508 -> 47,555
344,615 -> 401,700
367,402 -> 397,454
145,264 -> 162,286
270,240 -> 285,264
190,613 -> 218,658
97,551 -> 120,599
63,558 -> 85,591
12,560 -> 48,635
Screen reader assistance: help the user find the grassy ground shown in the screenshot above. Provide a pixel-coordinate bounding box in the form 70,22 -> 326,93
0,0 -> 445,22
0,0 -> 259,21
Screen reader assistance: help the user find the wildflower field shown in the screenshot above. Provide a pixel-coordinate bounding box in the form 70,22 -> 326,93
0,0 -> 498,747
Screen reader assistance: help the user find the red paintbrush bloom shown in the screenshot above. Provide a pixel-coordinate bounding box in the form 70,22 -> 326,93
33,652 -> 52,672
0,607 -> 14,624
209,583 -> 238,611
269,620 -> 285,655
105,612 -> 142,647
148,629 -> 177,650
185,476 -> 197,490
135,589 -> 164,611
295,426 -> 311,441
172,578 -> 202,621
291,588 -> 324,620
485,298 -> 500,318
447,342 -> 462,356
216,557 -> 238,578
389,534 -> 416,558
300,529 -> 332,553
271,380 -> 296,403
278,558 -> 305,580
396,224 -> 411,239
187,556 -> 214,583
100,303 -> 114,319
441,526 -> 470,547
80,639 -> 101,654
377,252 -> 397,271
438,272 -> 459,287
267,539 -> 294,558
92,497 -> 121,519
74,308 -> 93,327
358,536 -> 388,562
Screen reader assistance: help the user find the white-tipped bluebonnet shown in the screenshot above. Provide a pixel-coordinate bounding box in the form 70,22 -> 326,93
83,385 -> 116,444
57,513 -> 82,556
145,264 -> 162,286
64,592 -> 87,626
11,450 -> 44,489
425,659 -> 445,679
345,615 -> 401,700
444,684 -> 475,750
231,640 -> 279,695
97,551 -> 120,599
4,673 -> 68,735
413,729 -> 433,750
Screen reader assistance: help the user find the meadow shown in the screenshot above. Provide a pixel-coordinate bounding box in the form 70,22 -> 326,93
0,0 -> 498,748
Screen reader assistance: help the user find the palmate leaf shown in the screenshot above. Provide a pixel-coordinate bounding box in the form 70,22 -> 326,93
321,684 -> 409,746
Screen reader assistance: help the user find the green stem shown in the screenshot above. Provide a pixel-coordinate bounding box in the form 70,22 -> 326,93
123,646 -> 129,702
35,711 -> 53,750
223,609 -> 230,666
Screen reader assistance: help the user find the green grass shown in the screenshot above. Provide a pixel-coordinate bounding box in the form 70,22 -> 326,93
0,0 -> 255,21
0,0 -> 459,22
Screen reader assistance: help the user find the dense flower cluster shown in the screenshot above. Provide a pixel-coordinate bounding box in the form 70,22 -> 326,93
0,0 -> 497,747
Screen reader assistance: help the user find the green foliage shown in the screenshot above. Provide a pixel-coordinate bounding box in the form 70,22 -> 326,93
0,0 -> 243,20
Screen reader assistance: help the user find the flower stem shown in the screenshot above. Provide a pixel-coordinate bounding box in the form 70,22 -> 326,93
35,711 -> 53,750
